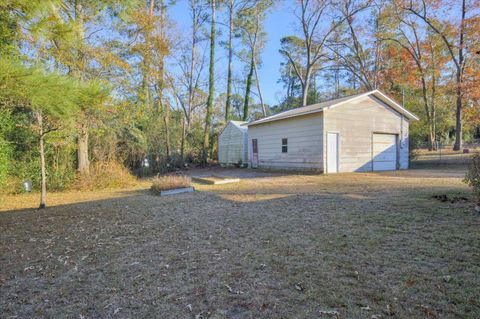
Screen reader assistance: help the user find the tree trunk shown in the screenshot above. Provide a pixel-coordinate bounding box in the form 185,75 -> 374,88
225,1 -> 234,121
186,1 -> 197,161
431,66 -> 437,151
77,121 -> 90,175
432,108 -> 437,150
163,104 -> 171,159
302,70 -> 311,107
243,56 -> 254,121
373,12 -> 381,90
158,0 -> 170,159
73,1 -> 90,175
453,86 -> 463,151
287,65 -> 294,99
453,0 -> 466,151
203,0 -> 215,164
253,55 -> 266,116
420,78 -> 434,151
180,116 -> 186,160
36,112 -> 47,209
159,67 -> 170,159
428,126 -> 435,152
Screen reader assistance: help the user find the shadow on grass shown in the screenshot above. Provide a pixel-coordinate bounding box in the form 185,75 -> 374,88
0,188 -> 152,215
0,178 -> 478,318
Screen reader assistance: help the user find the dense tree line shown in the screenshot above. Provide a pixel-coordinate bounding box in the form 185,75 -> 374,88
0,0 -> 479,207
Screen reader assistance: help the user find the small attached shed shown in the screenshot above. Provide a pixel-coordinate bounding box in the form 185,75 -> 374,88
247,90 -> 419,173
218,120 -> 248,166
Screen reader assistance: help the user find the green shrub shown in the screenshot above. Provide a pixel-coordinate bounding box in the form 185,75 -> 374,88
464,153 -> 480,204
0,138 -> 11,187
0,108 -> 13,189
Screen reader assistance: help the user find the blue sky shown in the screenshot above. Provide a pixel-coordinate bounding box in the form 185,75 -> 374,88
168,1 -> 297,106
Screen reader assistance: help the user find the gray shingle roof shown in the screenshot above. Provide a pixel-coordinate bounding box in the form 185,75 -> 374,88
246,90 -> 418,126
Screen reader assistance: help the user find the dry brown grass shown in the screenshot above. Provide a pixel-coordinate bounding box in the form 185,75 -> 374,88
150,175 -> 192,193
0,166 -> 479,318
0,182 -> 150,212
415,146 -> 480,156
73,160 -> 138,190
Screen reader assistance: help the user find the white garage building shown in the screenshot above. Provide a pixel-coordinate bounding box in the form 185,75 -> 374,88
247,90 -> 418,173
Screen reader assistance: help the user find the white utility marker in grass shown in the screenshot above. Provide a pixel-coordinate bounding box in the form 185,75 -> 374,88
159,187 -> 195,196
192,176 -> 240,185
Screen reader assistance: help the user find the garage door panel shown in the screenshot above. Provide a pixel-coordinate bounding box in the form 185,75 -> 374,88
373,134 -> 395,143
374,152 -> 396,161
373,161 -> 396,171
373,147 -> 396,155
373,144 -> 396,153
372,134 -> 397,171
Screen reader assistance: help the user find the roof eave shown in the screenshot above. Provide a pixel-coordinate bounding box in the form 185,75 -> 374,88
246,108 -> 324,126
247,89 -> 419,126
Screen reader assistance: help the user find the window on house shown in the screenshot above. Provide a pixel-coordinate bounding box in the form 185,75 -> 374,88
282,138 -> 288,153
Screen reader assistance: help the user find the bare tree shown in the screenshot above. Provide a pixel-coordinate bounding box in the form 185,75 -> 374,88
225,0 -> 236,121
171,0 -> 208,160
279,0 -> 367,106
237,0 -> 271,119
224,0 -> 258,121
327,0 -> 375,90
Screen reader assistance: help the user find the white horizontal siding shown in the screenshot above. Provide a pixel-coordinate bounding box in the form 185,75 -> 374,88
323,95 -> 409,172
218,122 -> 248,164
242,129 -> 248,164
248,113 -> 323,170
399,115 -> 409,169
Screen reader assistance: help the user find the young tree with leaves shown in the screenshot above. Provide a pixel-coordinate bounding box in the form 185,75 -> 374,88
0,58 -> 105,208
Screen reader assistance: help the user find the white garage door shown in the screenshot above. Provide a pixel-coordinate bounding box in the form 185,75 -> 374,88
372,134 -> 397,171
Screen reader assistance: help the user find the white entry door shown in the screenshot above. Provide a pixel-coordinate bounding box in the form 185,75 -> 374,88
372,133 -> 397,171
327,132 -> 339,173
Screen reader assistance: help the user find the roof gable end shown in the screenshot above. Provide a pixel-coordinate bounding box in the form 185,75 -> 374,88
247,90 -> 418,126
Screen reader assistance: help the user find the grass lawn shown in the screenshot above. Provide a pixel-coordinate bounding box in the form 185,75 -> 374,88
1,165 -> 479,318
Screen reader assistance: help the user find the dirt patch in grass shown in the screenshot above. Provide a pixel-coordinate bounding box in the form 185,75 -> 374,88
0,166 -> 479,318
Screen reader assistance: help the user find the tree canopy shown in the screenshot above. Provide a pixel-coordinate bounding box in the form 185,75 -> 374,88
0,0 -> 479,201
